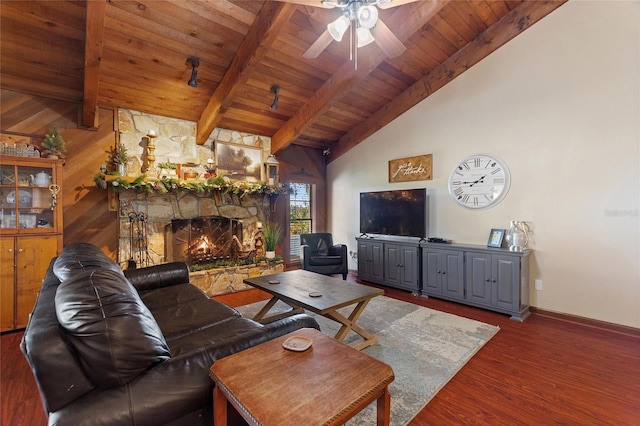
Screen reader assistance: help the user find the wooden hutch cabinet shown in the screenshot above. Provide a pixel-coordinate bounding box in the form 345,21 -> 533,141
0,156 -> 63,331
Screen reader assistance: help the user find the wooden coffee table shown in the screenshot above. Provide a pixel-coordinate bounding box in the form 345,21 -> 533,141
209,328 -> 395,426
243,269 -> 384,350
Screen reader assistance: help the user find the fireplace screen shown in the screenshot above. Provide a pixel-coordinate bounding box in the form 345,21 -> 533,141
165,216 -> 242,266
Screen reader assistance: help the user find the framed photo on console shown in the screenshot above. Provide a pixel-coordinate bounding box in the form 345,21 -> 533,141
487,228 -> 505,248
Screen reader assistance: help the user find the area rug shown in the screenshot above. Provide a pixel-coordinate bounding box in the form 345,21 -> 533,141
236,295 -> 499,425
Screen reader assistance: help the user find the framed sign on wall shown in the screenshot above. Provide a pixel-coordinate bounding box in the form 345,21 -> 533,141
388,154 -> 433,183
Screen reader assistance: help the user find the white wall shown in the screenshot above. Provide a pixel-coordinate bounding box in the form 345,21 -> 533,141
327,0 -> 640,328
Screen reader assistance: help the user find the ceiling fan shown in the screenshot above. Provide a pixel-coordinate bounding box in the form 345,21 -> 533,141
278,0 -> 419,61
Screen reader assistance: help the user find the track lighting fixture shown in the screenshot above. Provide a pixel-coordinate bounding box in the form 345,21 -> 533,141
270,85 -> 280,111
187,57 -> 199,88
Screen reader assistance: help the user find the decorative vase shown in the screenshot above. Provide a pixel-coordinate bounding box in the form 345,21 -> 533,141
265,251 -> 275,259
505,221 -> 529,252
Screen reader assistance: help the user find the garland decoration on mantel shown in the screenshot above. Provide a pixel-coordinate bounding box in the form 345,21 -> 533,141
93,173 -> 286,196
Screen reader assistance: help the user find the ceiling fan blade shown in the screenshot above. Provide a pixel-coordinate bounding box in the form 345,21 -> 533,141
371,18 -> 406,58
303,29 -> 334,59
273,0 -> 336,9
377,0 -> 421,9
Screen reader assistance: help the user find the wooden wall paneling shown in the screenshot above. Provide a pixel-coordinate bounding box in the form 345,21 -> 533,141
0,90 -> 76,138
62,107 -> 118,259
0,90 -> 118,259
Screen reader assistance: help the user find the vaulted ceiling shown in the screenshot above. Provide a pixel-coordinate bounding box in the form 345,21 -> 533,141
0,0 -> 566,162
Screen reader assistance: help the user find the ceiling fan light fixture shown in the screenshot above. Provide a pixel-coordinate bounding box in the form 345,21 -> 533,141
356,26 -> 375,48
328,15 -> 350,42
357,5 -> 378,29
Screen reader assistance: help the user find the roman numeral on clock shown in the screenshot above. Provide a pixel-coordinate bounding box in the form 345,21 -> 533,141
454,188 -> 464,196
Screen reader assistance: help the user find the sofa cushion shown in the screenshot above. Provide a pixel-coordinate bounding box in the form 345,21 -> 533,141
55,268 -> 170,388
147,290 -> 242,341
53,242 -> 124,282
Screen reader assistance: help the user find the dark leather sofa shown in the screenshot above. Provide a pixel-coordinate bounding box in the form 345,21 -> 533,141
21,243 -> 319,426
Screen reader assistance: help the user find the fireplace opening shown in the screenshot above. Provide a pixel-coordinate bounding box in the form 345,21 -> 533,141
165,216 -> 248,266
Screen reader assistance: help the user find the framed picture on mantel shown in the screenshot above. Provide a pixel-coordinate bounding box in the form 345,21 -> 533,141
216,141 -> 262,183
388,154 -> 433,183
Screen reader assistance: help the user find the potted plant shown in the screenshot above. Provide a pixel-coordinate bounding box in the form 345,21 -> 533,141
42,127 -> 66,159
111,142 -> 129,175
263,222 -> 283,259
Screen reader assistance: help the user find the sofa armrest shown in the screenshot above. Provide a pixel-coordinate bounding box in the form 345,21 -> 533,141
301,245 -> 312,269
263,313 -> 320,340
328,244 -> 347,257
124,262 -> 191,292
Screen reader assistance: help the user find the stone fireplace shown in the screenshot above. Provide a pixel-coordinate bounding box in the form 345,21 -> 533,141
165,216 -> 243,266
116,190 -> 282,296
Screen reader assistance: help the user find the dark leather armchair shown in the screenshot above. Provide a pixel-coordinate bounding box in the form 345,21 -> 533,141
300,233 -> 348,280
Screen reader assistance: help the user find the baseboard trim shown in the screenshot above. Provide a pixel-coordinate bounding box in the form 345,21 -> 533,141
530,307 -> 640,338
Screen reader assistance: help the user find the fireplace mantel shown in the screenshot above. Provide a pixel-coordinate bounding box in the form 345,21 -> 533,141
114,184 -> 277,270
95,174 -> 285,196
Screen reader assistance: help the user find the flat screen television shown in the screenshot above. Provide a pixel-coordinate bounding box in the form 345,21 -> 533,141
359,189 -> 428,238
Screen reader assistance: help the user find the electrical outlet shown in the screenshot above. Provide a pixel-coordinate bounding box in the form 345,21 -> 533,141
534,279 -> 543,291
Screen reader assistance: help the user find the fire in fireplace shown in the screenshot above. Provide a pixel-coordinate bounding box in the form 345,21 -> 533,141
165,216 -> 248,266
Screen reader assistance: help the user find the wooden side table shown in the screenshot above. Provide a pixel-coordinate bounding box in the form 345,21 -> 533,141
209,328 -> 395,426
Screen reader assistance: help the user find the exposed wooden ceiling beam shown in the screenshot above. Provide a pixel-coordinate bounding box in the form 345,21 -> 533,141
82,0 -> 106,129
196,2 -> 296,144
270,0 -> 448,154
327,0 -> 568,162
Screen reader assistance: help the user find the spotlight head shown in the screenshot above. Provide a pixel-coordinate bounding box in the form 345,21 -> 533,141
187,57 -> 200,88
270,85 -> 280,111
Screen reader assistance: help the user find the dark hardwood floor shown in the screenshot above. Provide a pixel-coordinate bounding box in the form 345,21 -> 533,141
3,273 -> 639,425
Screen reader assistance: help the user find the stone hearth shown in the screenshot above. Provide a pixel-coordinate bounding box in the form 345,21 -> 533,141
116,190 -> 278,296
189,261 -> 284,296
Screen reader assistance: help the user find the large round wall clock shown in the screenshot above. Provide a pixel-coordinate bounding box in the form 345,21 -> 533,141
448,154 -> 511,209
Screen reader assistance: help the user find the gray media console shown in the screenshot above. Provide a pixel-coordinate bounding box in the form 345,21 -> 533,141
356,237 -> 530,321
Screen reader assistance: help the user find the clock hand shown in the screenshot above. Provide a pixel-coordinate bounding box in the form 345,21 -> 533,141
469,175 -> 487,187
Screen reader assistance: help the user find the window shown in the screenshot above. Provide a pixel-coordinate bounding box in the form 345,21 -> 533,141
289,182 -> 312,261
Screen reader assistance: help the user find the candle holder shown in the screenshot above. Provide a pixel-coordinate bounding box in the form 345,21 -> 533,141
142,132 -> 157,173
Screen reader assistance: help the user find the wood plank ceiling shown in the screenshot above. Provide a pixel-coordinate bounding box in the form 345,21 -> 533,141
0,0 -> 567,162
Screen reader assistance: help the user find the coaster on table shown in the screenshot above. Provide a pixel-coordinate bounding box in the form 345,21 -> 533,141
308,292 -> 322,297
282,336 -> 313,352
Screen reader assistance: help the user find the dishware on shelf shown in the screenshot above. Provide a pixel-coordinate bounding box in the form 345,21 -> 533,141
30,171 -> 52,186
6,189 -> 32,207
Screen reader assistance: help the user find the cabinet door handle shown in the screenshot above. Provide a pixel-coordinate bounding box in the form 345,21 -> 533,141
8,248 -> 13,253
18,248 -> 24,252
441,271 -> 446,275
492,279 -> 497,283
486,278 -> 491,282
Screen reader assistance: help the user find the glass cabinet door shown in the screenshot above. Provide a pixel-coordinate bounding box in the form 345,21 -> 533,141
0,161 -> 58,233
